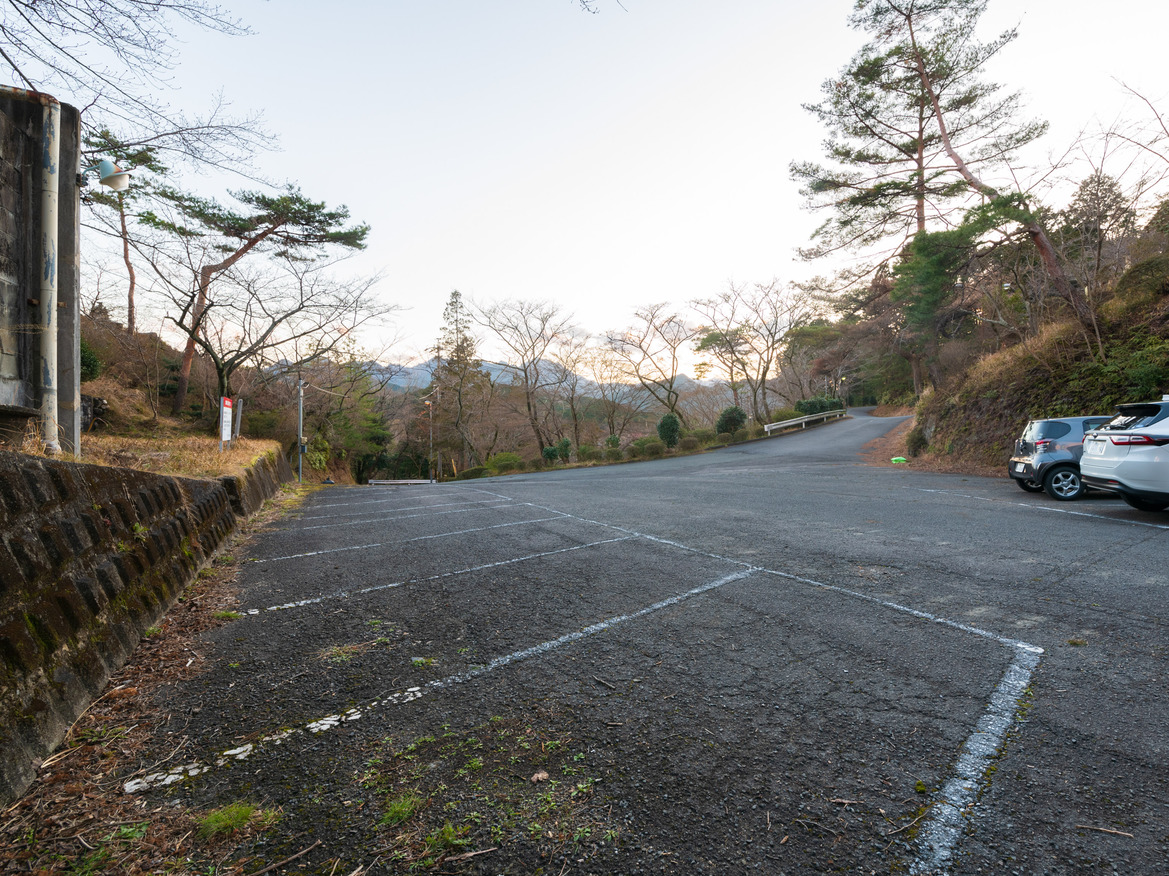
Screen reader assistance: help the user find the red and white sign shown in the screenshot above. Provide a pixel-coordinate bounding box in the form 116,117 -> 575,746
220,397 -> 233,443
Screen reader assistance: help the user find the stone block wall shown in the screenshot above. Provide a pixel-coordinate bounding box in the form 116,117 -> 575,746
0,449 -> 292,804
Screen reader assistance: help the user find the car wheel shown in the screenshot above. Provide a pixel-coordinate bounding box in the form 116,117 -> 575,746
1121,494 -> 1169,512
1043,466 -> 1084,501
1014,477 -> 1044,493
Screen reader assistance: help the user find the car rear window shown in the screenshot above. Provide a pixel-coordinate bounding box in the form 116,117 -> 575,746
1099,404 -> 1169,430
1023,420 -> 1072,440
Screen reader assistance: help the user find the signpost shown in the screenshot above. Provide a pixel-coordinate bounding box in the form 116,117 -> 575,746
219,397 -> 233,452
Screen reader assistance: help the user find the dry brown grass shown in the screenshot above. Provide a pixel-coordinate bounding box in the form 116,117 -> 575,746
77,435 -> 284,481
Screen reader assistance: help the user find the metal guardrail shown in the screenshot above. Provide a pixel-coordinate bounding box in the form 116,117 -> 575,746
368,479 -> 433,485
763,408 -> 847,435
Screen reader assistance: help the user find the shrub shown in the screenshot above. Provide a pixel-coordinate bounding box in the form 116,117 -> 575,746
715,432 -> 734,444
750,424 -> 765,438
795,396 -> 845,415
487,451 -> 523,472
605,434 -> 621,448
643,439 -> 667,458
678,436 -> 700,452
245,409 -> 281,438
605,447 -> 624,461
733,428 -> 749,442
79,337 -> 102,382
657,413 -> 681,448
555,436 -> 572,461
577,445 -> 601,461
768,407 -> 800,423
458,466 -> 488,479
689,428 -> 717,444
305,435 -> 330,471
625,445 -> 641,459
716,406 -> 748,435
542,445 -> 561,462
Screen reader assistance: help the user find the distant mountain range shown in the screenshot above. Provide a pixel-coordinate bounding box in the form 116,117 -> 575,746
369,358 -> 706,395
367,358 -> 522,391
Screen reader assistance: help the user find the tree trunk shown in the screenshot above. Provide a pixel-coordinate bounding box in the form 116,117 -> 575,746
118,194 -> 136,334
170,226 -> 280,414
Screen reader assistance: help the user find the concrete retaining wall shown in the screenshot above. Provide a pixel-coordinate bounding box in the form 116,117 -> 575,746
0,449 -> 293,804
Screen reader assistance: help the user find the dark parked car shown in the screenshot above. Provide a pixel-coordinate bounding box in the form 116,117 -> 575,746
1009,416 -> 1112,500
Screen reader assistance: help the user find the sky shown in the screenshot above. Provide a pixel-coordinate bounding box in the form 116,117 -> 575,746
100,0 -> 1169,367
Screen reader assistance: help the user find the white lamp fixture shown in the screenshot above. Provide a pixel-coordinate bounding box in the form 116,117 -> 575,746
82,159 -> 132,191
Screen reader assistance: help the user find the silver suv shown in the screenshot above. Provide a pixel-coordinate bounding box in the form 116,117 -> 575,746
1009,416 -> 1112,500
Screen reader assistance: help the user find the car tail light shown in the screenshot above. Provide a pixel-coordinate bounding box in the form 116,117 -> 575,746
1034,439 -> 1052,450
1108,434 -> 1169,446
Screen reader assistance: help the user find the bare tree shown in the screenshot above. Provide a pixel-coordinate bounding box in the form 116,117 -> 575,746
474,299 -> 574,452
693,282 -> 819,422
1,1 -> 269,171
607,304 -> 693,424
584,345 -> 649,443
134,184 -> 368,412
150,252 -> 393,404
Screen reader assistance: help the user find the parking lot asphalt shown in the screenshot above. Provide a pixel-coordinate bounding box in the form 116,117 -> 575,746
137,412 -> 1169,874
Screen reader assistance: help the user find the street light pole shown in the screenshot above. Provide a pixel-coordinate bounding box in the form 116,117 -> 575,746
424,400 -> 434,483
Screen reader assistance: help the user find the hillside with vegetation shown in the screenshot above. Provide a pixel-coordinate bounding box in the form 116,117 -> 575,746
906,250 -> 1169,470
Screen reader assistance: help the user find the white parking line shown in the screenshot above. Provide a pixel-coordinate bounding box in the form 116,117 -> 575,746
249,535 -> 637,613
911,646 -> 1040,875
249,514 -> 570,564
125,567 -> 757,793
522,503 -> 1044,874
915,488 -> 1169,530
149,487 -> 1046,874
295,501 -> 514,532
299,496 -> 510,520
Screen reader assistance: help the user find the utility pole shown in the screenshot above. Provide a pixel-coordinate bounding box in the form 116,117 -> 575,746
424,400 -> 434,483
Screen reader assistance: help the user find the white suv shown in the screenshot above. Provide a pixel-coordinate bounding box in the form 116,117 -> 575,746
1081,398 -> 1169,512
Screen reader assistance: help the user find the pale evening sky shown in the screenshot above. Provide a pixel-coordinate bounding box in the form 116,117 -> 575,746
110,0 -> 1169,367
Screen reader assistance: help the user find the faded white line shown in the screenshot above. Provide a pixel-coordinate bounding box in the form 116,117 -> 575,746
250,514 -> 569,564
299,497 -> 511,520
250,536 -> 637,613
910,646 -> 1040,875
523,502 -> 1044,873
526,504 -> 1041,653
294,502 -> 513,532
916,488 -> 1169,531
125,568 -> 756,793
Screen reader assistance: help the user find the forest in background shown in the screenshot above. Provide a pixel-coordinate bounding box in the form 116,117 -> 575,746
9,0 -> 1167,481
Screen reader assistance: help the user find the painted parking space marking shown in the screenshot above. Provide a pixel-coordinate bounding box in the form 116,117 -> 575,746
249,535 -> 637,613
250,513 -> 569,564
298,496 -> 512,521
124,567 -> 757,793
294,501 -> 514,532
516,501 -> 1045,875
144,485 -> 1045,875
914,488 -> 1169,530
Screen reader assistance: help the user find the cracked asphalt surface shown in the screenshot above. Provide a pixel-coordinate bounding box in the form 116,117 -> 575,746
136,411 -> 1169,874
